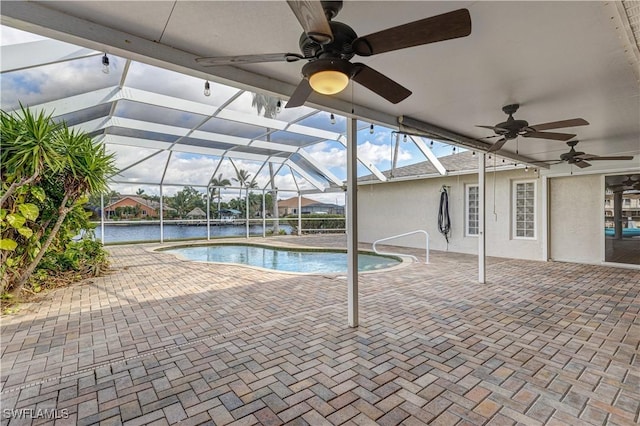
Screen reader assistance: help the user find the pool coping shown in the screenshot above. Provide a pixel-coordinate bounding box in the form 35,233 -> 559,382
147,239 -> 413,276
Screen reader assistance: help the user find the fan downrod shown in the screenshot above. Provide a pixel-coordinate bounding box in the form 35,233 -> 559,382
321,1 -> 343,20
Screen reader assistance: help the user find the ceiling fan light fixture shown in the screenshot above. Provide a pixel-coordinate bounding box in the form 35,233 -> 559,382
309,70 -> 349,95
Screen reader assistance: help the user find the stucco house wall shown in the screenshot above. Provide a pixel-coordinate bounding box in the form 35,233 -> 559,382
358,169 -> 544,260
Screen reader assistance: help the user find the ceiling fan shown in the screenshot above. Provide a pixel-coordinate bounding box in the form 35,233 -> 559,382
608,175 -> 640,192
196,1 -> 472,108
535,140 -> 634,169
477,104 -> 589,152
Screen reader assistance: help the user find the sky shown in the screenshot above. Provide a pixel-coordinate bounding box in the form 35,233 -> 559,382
1,25 -> 466,205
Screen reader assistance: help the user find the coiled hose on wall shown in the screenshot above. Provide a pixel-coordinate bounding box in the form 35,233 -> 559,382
438,187 -> 451,246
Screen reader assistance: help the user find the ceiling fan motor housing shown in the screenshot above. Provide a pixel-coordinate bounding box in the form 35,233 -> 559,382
495,118 -> 529,139
299,21 -> 357,60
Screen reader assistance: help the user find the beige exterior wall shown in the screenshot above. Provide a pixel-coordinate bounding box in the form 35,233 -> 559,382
549,175 -> 603,264
357,169 -> 544,260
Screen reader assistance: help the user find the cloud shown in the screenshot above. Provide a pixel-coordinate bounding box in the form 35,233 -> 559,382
0,26 -> 47,45
2,55 -> 121,110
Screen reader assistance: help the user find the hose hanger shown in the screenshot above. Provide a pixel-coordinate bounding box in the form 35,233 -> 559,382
438,185 -> 451,248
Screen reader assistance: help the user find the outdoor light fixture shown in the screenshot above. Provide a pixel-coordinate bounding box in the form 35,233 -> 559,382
303,59 -> 351,96
369,124 -> 374,134
204,80 -> 211,97
276,100 -> 282,113
102,54 -> 110,74
472,151 -> 476,157
525,165 -> 529,172
309,70 -> 349,94
403,134 -> 407,142
452,146 -> 456,152
330,113 -> 336,125
430,140 -> 434,147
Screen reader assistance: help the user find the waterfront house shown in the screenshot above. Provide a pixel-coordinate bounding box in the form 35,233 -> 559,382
104,196 -> 176,219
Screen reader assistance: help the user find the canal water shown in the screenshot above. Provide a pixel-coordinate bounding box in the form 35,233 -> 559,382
92,223 -> 292,244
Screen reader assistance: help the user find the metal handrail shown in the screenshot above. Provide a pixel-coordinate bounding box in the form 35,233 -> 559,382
373,230 -> 429,264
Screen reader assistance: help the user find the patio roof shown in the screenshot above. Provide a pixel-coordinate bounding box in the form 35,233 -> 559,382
1,32 -> 464,198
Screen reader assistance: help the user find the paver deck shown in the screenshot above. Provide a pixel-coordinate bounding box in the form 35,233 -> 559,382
1,235 -> 638,425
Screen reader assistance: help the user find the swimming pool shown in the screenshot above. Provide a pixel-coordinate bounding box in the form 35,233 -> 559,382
161,244 -> 403,273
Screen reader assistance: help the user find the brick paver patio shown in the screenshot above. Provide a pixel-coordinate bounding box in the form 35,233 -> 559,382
1,235 -> 638,425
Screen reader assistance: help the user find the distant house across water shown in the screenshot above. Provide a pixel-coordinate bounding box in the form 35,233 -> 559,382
104,196 -> 176,219
278,196 -> 344,216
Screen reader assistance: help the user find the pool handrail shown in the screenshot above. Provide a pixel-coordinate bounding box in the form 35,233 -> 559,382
373,230 -> 429,264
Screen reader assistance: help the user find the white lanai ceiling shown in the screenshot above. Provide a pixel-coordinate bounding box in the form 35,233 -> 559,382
1,1 -> 639,173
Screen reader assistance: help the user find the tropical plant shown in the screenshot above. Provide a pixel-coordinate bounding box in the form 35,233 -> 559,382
15,125 -> 116,289
0,106 -> 63,208
209,173 -> 231,218
167,186 -> 205,217
1,107 -> 116,294
251,93 -> 280,119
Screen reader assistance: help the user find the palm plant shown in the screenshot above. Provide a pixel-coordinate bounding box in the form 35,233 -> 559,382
209,173 -> 231,218
251,93 -> 280,119
16,125 -> 116,289
0,106 -> 63,208
232,168 -> 252,199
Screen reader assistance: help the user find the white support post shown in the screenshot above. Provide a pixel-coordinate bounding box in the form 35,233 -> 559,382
100,193 -> 105,243
207,186 -> 211,241
297,194 -> 302,236
542,175 -> 549,261
478,153 -> 486,283
246,187 -> 250,239
262,190 -> 266,238
346,118 -> 359,327
159,184 -> 164,244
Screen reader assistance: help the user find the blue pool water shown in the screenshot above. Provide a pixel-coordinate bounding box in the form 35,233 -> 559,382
163,244 -> 401,273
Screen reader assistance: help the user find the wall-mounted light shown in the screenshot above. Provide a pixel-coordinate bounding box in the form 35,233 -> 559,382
430,140 -> 434,147
369,124 -> 374,134
330,113 -> 336,125
276,99 -> 282,113
452,146 -> 456,153
204,80 -> 211,97
525,165 -> 529,172
472,151 -> 476,157
403,134 -> 407,142
102,53 -> 110,74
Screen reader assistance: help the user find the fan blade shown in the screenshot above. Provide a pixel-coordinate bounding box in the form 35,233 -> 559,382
523,131 -> 576,141
287,0 -> 333,44
351,63 -> 412,104
285,79 -> 313,108
487,138 -> 508,152
352,8 -> 471,56
476,125 -> 509,132
196,53 -> 303,66
575,160 -> 591,168
530,118 -> 589,131
531,160 -> 563,164
576,154 -> 634,161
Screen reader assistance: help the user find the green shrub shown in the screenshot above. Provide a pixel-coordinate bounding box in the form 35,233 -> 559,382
285,214 -> 345,234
